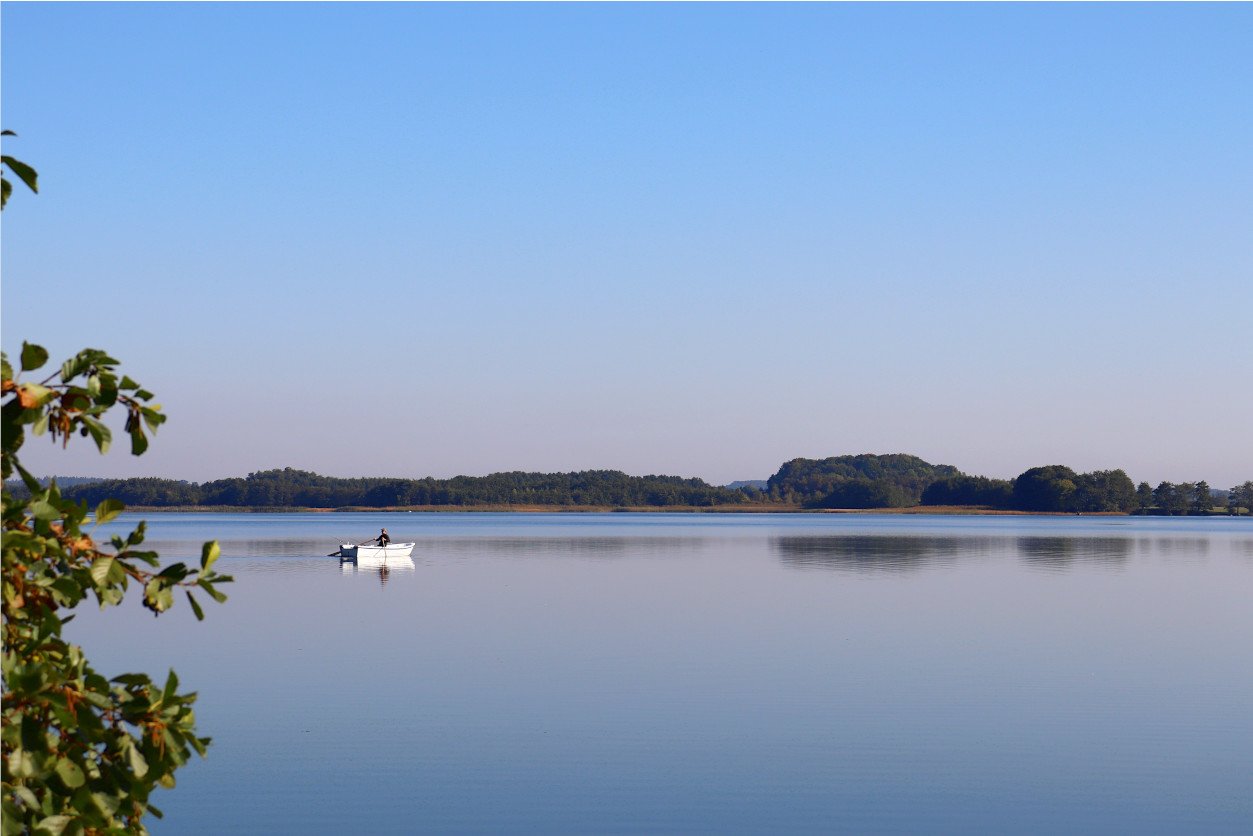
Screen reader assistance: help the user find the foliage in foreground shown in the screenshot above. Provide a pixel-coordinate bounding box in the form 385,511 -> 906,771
3,137 -> 232,835
1,130 -> 39,211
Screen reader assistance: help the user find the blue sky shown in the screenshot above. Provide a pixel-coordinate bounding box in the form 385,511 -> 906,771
3,3 -> 1250,487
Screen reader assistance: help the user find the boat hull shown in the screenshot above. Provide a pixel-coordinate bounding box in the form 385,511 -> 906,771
337,542 -> 415,560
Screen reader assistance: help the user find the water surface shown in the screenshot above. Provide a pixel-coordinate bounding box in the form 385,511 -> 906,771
71,513 -> 1253,833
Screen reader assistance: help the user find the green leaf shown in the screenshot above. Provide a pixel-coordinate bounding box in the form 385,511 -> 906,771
54,756 -> 86,789
200,540 -> 220,573
198,578 -> 229,603
156,562 -> 189,582
124,741 -> 149,778
59,355 -> 88,383
16,463 -> 41,493
110,673 -> 152,687
82,417 -> 111,454
161,669 -> 180,707
12,785 -> 39,810
94,497 -> 124,524
89,557 -> 115,588
129,426 -> 148,456
8,748 -> 39,778
1,155 -> 38,193
20,342 -> 48,372
32,815 -> 71,836
90,791 -> 120,818
97,374 -> 119,407
186,590 -> 205,621
141,406 -> 166,431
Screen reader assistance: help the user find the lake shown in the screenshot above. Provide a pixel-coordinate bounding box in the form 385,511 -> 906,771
72,513 -> 1253,833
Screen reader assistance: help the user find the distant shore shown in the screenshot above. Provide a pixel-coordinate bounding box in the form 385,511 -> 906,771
119,504 -> 1121,516
32,456 -> 1246,516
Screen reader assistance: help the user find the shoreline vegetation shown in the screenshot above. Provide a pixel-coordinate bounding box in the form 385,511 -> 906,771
111,504 -> 1078,515
12,454 -> 1251,517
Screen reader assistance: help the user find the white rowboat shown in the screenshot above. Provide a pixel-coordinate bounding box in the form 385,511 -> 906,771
336,542 -> 415,560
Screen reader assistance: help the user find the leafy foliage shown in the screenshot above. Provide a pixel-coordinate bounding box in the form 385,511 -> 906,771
3,346 -> 232,824
921,475 -> 1015,508
1228,482 -> 1253,516
55,467 -> 754,510
810,479 -> 911,510
1140,480 -> 1238,516
1071,469 -> 1138,513
766,454 -> 960,508
1,130 -> 38,210
1009,466 -> 1140,513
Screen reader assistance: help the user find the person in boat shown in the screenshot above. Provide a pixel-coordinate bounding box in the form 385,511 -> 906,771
376,528 -> 390,547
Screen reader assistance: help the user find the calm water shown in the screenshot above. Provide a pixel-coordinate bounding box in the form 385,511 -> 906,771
71,513 -> 1253,834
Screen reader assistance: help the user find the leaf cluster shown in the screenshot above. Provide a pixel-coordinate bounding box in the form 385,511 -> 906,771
3,344 -> 231,834
2,345 -> 165,476
1,130 -> 38,210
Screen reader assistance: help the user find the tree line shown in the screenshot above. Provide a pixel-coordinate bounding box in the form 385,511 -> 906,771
46,467 -> 757,509
14,457 -> 1251,514
764,456 -> 1249,515
922,468 -> 1252,515
765,454 -> 960,508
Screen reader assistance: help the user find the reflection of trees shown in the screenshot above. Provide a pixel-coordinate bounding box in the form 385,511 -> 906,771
421,537 -> 697,559
1015,537 -> 1132,569
774,534 -> 1144,573
772,535 -> 1006,573
1150,537 -> 1211,557
147,538 -> 335,559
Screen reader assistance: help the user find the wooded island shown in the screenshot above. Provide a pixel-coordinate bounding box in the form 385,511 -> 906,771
19,455 -> 1252,515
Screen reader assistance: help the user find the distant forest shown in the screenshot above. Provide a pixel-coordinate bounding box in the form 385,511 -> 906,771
10,454 -> 1252,515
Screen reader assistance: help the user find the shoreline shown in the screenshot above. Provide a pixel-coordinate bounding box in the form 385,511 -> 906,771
118,504 -> 1128,516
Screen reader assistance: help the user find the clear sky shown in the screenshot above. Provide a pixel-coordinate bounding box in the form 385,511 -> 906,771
3,3 -> 1250,487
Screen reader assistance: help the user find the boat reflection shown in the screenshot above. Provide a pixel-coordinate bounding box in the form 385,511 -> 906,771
338,553 -> 416,587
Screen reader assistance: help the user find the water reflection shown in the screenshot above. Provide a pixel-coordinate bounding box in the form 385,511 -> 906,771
338,555 -> 416,587
772,535 -> 1005,572
147,538 -> 343,561
418,536 -> 698,559
773,534 -> 1146,573
1016,536 -> 1133,570
1149,537 -> 1212,557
